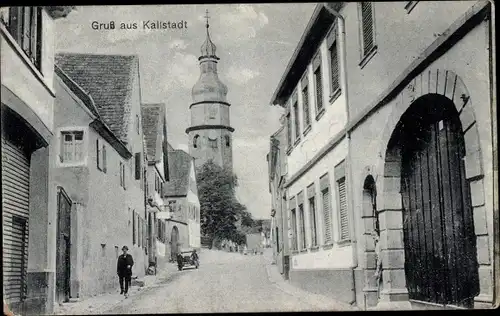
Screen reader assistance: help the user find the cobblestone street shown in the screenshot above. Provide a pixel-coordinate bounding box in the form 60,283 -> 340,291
56,249 -> 355,314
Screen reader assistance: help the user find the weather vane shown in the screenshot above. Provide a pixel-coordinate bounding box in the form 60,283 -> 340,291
205,9 -> 210,28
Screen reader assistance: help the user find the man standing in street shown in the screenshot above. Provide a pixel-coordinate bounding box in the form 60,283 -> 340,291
117,245 -> 134,298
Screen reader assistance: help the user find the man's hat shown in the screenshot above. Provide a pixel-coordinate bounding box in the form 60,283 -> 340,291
122,245 -> 129,251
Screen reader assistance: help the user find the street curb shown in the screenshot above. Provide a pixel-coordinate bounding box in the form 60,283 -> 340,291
263,256 -> 359,311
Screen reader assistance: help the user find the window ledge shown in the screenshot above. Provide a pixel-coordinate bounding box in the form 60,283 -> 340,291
337,239 -> 351,247
322,243 -> 334,250
299,249 -> 308,253
329,88 -> 342,104
291,250 -> 299,255
57,161 -> 87,168
293,137 -> 301,147
405,1 -> 418,14
302,125 -> 312,137
359,45 -> 378,69
0,24 -> 54,97
310,245 -> 320,252
315,108 -> 326,121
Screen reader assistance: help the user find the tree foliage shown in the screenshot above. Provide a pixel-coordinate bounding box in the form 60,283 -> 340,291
196,160 -> 251,244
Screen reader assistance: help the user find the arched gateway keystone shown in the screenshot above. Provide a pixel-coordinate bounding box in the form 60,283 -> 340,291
370,69 -> 490,308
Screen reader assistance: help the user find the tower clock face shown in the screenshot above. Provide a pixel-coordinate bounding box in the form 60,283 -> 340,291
208,105 -> 218,119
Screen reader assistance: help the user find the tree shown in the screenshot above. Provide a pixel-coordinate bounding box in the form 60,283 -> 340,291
196,160 -> 249,246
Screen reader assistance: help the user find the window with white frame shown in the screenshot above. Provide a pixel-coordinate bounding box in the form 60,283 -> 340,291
359,2 -> 376,58
60,131 -> 84,163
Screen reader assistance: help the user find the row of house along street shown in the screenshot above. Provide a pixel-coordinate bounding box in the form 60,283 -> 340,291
1,3 -> 497,315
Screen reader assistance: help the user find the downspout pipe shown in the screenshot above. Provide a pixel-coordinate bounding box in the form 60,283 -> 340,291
323,2 -> 358,306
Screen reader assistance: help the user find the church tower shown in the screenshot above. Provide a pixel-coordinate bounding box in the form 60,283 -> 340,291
186,10 -> 234,172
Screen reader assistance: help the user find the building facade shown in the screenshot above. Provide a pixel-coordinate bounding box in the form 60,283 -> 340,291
163,149 -> 201,259
186,15 -> 234,173
141,103 -> 170,270
1,6 -> 74,315
268,1 -> 496,310
270,2 -> 354,305
54,53 -> 149,299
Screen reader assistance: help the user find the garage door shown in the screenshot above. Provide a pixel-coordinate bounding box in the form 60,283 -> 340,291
2,135 -> 30,304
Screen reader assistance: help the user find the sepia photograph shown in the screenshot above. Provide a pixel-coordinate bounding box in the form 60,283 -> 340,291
0,2 -> 497,314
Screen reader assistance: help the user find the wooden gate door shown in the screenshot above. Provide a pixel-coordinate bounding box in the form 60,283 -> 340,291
171,226 -> 179,260
56,188 -> 72,303
401,105 -> 479,308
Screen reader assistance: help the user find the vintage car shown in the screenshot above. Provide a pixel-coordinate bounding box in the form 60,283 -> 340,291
177,249 -> 199,271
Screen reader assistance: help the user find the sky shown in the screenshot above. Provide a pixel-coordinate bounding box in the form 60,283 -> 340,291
55,4 -> 316,219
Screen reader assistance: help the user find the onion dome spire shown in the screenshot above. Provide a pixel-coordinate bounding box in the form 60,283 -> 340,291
200,9 -> 217,58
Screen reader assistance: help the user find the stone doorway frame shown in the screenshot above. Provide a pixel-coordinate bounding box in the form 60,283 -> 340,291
370,69 -> 492,307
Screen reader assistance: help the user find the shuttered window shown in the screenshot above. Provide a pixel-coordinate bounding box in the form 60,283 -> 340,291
291,209 -> 298,251
135,153 -> 141,180
322,189 -> 333,244
338,177 -> 350,241
2,7 -> 42,69
299,204 -> 306,250
309,197 -> 318,247
102,145 -> 107,173
302,86 -> 310,128
314,67 -> 324,113
360,2 -> 375,57
286,113 -> 292,148
96,139 -> 101,170
329,41 -> 340,94
293,101 -> 300,139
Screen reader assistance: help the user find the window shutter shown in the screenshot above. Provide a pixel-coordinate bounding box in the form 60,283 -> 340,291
338,178 -> 350,241
8,7 -> 22,42
293,101 -> 300,139
302,86 -> 310,127
291,209 -> 297,251
123,164 -> 127,190
102,145 -> 107,173
133,211 -> 136,245
315,67 -> 323,112
96,139 -> 101,170
22,7 -> 31,54
322,189 -> 332,244
361,2 -> 374,55
330,42 -> 340,93
299,204 -> 306,250
286,113 -> 292,148
135,153 -> 141,180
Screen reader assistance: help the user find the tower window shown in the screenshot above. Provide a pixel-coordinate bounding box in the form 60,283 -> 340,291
225,135 -> 230,147
193,135 -> 200,148
208,137 -> 218,149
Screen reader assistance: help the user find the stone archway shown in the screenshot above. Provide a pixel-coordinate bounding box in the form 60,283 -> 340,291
360,172 -> 381,308
375,69 -> 490,307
